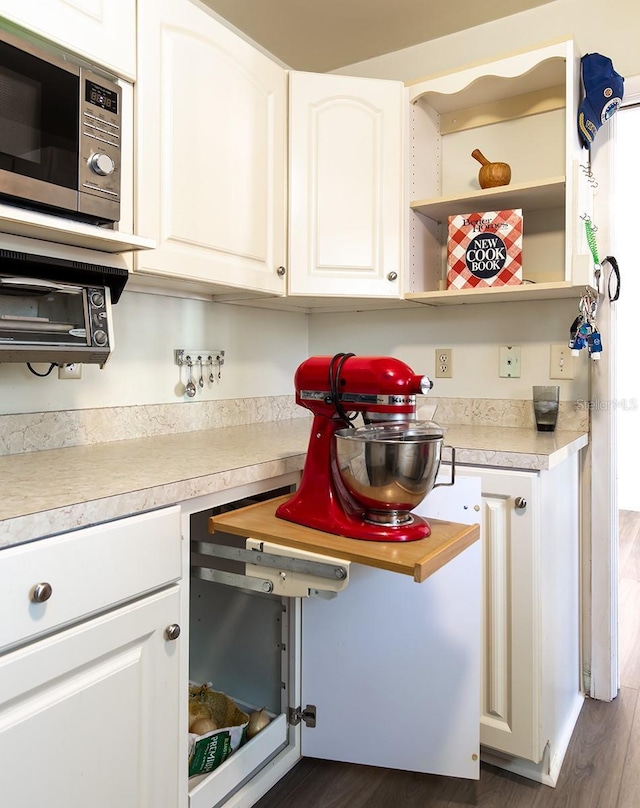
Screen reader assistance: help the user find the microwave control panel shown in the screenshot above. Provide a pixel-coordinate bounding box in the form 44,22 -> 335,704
78,69 -> 122,222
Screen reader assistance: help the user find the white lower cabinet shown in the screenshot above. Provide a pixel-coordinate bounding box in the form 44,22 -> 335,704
0,587 -> 181,808
183,475 -> 482,808
0,506 -> 183,808
461,460 -> 584,786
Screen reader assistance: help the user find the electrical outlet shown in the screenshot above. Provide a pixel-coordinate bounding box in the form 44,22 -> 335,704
435,348 -> 452,378
550,344 -> 575,379
499,346 -> 521,378
58,363 -> 82,380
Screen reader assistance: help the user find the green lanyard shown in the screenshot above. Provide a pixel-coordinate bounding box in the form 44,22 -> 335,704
583,216 -> 603,290
584,217 -> 600,266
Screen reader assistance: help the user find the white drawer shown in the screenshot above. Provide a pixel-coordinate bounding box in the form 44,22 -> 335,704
0,506 -> 181,652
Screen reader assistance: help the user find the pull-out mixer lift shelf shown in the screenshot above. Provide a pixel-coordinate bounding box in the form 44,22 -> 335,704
203,494 -> 479,585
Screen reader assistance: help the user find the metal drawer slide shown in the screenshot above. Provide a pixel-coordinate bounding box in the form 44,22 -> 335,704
191,539 -> 350,598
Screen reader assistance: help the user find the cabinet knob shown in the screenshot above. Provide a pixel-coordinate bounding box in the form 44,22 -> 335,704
31,582 -> 53,603
276,266 -> 286,277
165,623 -> 181,641
514,497 -> 527,511
387,271 -> 398,281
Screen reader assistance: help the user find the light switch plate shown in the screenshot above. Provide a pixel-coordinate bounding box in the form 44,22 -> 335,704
499,346 -> 521,378
550,344 -> 575,379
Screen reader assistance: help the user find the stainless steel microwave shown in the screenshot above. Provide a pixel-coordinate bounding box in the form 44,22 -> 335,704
0,28 -> 121,223
0,249 -> 128,366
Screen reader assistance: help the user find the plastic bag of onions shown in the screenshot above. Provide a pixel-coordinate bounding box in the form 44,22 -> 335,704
188,683 -> 249,777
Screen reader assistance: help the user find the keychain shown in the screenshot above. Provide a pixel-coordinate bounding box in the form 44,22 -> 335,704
569,288 -> 601,359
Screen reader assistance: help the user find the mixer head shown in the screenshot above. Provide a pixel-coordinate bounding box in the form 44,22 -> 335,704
294,353 -> 433,422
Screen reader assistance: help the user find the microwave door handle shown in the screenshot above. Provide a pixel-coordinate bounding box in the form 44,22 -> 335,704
0,277 -> 83,293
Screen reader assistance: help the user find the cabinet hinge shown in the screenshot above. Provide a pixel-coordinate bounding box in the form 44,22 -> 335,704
288,704 -> 316,728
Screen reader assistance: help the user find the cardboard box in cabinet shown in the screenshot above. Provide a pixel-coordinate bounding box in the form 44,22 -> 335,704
447,209 -> 523,290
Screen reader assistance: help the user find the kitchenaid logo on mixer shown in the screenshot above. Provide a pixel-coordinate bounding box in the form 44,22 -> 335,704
465,232 -> 507,279
380,395 -> 415,405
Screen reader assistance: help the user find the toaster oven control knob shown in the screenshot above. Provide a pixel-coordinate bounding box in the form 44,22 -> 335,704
89,152 -> 115,176
90,291 -> 105,308
94,329 -> 108,346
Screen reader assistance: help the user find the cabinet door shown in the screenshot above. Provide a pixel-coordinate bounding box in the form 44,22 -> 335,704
288,72 -> 404,298
0,587 -> 181,808
135,0 -> 287,295
300,476 -> 481,779
0,0 -> 136,79
462,467 -> 542,761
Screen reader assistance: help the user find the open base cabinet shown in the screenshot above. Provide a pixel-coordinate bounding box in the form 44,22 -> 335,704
180,475 -> 482,808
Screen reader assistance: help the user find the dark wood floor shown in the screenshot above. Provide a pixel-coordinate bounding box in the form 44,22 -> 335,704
255,511 -> 640,808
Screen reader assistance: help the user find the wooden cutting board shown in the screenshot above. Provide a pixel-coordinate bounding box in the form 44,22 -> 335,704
208,495 -> 479,583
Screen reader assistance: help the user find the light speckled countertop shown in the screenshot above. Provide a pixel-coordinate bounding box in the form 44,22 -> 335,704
0,418 -> 588,549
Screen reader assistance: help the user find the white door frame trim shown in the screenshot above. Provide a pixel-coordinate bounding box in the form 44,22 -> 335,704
589,79 -> 640,701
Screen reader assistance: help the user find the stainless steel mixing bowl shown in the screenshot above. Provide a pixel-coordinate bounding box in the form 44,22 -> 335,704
334,421 -> 454,525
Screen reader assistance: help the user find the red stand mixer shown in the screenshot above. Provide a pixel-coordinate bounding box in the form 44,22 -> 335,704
276,353 -> 454,542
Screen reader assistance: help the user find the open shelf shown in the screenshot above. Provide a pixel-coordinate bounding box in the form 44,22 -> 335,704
404,38 -> 591,307
410,176 -> 565,223
0,203 -> 156,253
405,280 -> 592,306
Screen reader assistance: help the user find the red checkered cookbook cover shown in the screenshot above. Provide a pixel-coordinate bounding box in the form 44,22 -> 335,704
447,209 -> 523,290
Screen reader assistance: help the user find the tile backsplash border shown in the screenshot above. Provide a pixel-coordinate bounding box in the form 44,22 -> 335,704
0,396 -> 306,456
0,395 -> 589,456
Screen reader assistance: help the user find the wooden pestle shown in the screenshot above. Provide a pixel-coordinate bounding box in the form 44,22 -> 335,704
471,149 -> 511,188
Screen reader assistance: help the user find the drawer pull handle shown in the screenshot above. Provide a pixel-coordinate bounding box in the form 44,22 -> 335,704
514,497 -> 527,511
165,623 -> 181,641
31,582 -> 53,603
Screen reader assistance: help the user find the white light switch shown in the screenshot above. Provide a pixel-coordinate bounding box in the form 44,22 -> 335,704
499,346 -> 521,378
550,344 -> 575,379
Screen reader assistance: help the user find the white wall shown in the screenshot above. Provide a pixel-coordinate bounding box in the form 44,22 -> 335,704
309,299 -> 588,400
0,291 -> 309,415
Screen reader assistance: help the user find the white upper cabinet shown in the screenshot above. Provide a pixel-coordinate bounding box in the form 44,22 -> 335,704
133,0 -> 405,303
288,72 -> 405,299
0,0 -> 136,80
134,0 -> 287,297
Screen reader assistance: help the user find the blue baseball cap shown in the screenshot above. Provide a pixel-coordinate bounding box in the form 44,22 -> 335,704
578,53 -> 624,149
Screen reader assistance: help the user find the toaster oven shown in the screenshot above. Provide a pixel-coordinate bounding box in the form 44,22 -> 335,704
0,249 -> 127,366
